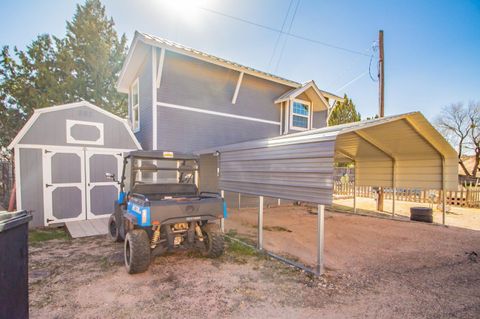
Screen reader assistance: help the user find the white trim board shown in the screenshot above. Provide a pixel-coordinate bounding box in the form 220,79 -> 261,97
14,146 -> 22,211
152,47 -> 158,150
156,47 -> 165,89
8,101 -> 142,150
157,102 -> 281,126
232,72 -> 244,104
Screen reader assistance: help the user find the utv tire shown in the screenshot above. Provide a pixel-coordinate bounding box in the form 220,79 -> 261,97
124,230 -> 151,274
108,214 -> 123,242
202,224 -> 225,258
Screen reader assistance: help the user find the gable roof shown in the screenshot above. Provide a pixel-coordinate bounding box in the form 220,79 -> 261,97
8,101 -> 142,149
275,80 -> 343,104
117,31 -> 343,102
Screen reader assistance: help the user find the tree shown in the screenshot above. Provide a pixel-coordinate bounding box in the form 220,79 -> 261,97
64,0 -> 128,116
0,0 -> 127,150
328,94 -> 361,126
435,102 -> 480,177
1,35 -> 70,149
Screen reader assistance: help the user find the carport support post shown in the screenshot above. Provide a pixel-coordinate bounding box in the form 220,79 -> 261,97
258,196 -> 264,250
353,161 -> 357,214
220,190 -> 225,233
316,204 -> 325,276
392,160 -> 397,217
442,158 -> 446,225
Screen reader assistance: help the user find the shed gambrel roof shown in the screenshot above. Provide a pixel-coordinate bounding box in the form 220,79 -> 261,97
8,101 -> 141,149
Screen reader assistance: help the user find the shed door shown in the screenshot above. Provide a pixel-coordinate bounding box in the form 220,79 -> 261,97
85,150 -> 123,219
43,148 -> 86,224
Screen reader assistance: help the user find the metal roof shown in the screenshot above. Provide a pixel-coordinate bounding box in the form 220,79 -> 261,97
117,31 -> 342,101
198,112 -> 458,204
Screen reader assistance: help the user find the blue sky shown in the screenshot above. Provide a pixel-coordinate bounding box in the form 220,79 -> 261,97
1,0 -> 479,120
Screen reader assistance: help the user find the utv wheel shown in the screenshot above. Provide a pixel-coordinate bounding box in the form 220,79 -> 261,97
124,230 -> 151,274
108,215 -> 123,242
202,224 -> 225,258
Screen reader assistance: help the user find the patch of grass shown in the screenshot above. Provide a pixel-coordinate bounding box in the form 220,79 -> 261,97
263,226 -> 292,232
29,228 -> 69,244
225,237 -> 257,256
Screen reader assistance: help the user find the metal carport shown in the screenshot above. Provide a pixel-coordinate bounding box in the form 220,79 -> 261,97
196,112 -> 458,275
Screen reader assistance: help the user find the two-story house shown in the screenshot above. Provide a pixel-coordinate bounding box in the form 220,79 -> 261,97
116,31 -> 343,153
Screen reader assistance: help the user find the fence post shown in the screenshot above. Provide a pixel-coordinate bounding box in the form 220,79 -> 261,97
258,196 -> 264,250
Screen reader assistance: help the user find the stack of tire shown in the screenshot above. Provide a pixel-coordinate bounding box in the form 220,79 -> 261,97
410,207 -> 433,223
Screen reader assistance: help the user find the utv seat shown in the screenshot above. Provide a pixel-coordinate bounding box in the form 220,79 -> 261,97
131,183 -> 198,200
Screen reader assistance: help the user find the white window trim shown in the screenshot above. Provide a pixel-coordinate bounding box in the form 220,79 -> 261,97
290,98 -> 311,131
66,119 -> 104,145
131,78 -> 140,133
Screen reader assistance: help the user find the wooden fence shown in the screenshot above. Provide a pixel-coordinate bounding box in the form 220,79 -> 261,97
333,181 -> 480,208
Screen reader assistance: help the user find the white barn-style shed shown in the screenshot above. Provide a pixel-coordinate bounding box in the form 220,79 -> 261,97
9,101 -> 141,227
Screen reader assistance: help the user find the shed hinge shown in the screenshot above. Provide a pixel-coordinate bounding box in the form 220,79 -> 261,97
45,184 -> 53,188
44,149 -> 52,154
46,218 -> 54,223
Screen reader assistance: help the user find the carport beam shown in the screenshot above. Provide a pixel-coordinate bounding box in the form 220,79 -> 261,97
258,196 -> 264,250
316,204 -> 325,275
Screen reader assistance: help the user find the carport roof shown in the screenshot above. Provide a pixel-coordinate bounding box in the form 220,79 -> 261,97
197,112 -> 455,158
197,111 -> 458,191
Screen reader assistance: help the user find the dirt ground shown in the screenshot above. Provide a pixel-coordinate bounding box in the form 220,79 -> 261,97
29,207 -> 480,318
334,197 -> 480,231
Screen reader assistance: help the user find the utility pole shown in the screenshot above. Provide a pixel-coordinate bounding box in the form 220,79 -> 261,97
377,30 -> 385,212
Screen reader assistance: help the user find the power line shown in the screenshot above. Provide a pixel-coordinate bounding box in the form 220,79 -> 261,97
198,5 -> 371,57
335,70 -> 368,93
267,0 -> 294,71
274,0 -> 301,72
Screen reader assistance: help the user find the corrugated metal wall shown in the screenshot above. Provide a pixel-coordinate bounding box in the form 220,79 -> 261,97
218,140 -> 336,205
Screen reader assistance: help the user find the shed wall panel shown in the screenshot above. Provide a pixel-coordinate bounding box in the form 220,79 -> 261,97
19,148 -> 44,227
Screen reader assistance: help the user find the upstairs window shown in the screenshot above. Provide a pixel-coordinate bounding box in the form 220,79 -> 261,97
131,79 -> 140,132
291,100 -> 310,130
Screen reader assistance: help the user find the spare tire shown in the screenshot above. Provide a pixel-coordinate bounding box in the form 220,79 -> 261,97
410,207 -> 433,223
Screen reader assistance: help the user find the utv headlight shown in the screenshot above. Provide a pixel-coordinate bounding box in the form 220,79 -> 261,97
141,209 -> 148,224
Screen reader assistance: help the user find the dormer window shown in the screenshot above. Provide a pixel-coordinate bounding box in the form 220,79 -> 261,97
291,99 -> 310,130
130,78 -> 140,132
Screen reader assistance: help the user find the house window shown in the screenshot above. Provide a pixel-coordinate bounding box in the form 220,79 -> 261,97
131,79 -> 139,132
291,100 -> 310,130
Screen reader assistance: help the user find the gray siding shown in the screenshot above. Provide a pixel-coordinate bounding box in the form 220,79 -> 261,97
155,51 -> 292,151
313,110 -> 328,128
218,141 -> 335,205
20,106 -> 138,149
156,107 -> 280,153
199,154 -> 218,193
135,52 -> 153,150
19,148 -> 44,227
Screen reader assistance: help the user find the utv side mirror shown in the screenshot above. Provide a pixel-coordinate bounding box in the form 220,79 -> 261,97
105,172 -> 117,182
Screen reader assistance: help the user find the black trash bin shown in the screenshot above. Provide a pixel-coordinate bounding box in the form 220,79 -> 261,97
0,210 -> 32,319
